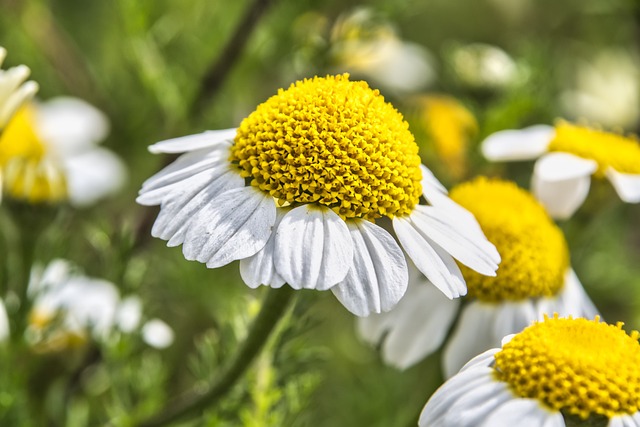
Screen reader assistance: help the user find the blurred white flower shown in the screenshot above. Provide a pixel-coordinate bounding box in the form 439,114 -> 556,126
29,259 -> 120,341
115,296 -> 143,333
0,97 -> 126,206
329,8 -> 435,93
142,319 -> 174,349
0,46 -> 38,130
28,259 -> 169,350
560,50 -> 640,129
450,43 -> 517,90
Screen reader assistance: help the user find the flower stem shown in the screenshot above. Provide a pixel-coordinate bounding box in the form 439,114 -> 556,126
137,285 -> 296,427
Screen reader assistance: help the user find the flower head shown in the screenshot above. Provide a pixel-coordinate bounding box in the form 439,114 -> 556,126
482,121 -> 640,218
420,316 -> 640,427
0,97 -> 126,206
358,178 -> 595,372
138,75 -> 499,316
0,47 -> 38,131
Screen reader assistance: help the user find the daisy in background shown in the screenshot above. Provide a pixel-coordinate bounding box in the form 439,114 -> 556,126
481,120 -> 640,219
420,315 -> 640,427
413,94 -> 478,180
329,8 -> 435,93
0,97 -> 126,206
138,74 -> 500,317
358,177 -> 596,375
28,259 -> 174,351
0,46 -> 38,131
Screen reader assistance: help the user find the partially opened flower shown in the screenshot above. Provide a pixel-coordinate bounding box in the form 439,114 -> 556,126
0,97 -> 126,206
0,47 -> 38,131
329,9 -> 435,93
358,177 -> 596,373
482,120 -> 640,218
138,74 -> 499,316
420,315 -> 640,427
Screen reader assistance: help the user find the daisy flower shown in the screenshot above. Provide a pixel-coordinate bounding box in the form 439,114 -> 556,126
481,120 -> 640,219
28,259 -> 173,350
137,74 -> 500,316
358,177 -> 596,373
419,315 -> 640,427
0,46 -> 38,131
0,97 -> 126,206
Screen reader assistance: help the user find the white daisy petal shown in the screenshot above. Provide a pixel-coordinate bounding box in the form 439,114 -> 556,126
0,81 -> 38,128
443,302 -> 499,378
394,215 -> 467,298
420,164 -> 447,196
137,144 -> 232,205
408,205 -> 499,276
64,147 -> 127,207
442,381 -> 514,426
152,167 -> 244,245
534,152 -> 598,182
481,125 -> 554,161
0,299 -> 9,342
182,187 -> 276,268
274,206 -> 353,291
491,302 -> 537,345
240,210 -> 287,289
36,97 -> 109,153
459,348 -> 500,373
606,167 -> 640,203
609,415 -> 640,427
420,367 -> 497,425
480,399 -> 565,427
331,219 -> 408,316
149,128 -> 237,154
537,268 -> 598,320
380,281 -> 459,369
532,152 -> 598,219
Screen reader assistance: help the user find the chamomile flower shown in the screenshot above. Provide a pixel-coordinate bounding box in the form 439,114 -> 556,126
420,316 -> 640,427
481,120 -> 640,219
0,97 -> 126,206
358,178 -> 596,373
0,47 -> 38,131
28,259 -> 173,350
137,75 -> 500,316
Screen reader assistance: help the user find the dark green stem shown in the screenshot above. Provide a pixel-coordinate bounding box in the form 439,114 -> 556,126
137,285 -> 295,427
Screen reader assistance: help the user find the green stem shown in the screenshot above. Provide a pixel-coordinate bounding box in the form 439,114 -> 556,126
137,285 -> 295,427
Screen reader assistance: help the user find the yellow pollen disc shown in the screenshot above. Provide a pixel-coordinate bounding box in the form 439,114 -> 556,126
0,105 -> 67,203
548,121 -> 640,177
494,315 -> 640,420
230,74 -> 423,220
449,177 -> 568,301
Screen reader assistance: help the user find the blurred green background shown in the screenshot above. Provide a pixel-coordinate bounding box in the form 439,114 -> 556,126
1,0 -> 639,425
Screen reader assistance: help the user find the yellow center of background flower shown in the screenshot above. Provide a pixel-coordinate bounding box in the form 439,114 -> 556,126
494,316 -> 640,420
548,121 -> 640,177
450,177 -> 568,301
230,74 -> 423,220
0,105 -> 67,203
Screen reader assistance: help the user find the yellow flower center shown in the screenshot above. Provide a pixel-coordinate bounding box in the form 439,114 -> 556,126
450,177 -> 568,301
494,316 -> 640,420
548,121 -> 640,177
230,74 -> 423,220
0,105 -> 67,203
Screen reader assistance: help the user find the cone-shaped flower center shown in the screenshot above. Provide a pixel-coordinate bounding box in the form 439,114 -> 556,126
494,316 -> 640,420
0,105 -> 67,203
230,74 -> 423,220
549,121 -> 640,177
450,177 -> 568,301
